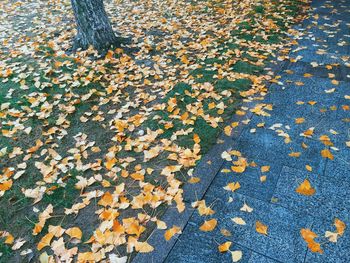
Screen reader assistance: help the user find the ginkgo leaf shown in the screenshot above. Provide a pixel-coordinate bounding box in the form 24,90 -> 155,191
296,179 -> 316,196
240,203 -> 253,213
65,227 -> 82,239
255,221 -> 268,235
164,226 -> 181,241
321,149 -> 334,160
37,232 -> 54,251
261,166 -> 270,173
325,231 -> 338,243
334,218 -> 346,236
199,219 -> 217,232
218,241 -> 232,253
188,177 -> 200,184
135,241 -> 154,253
223,182 -> 241,192
221,151 -> 232,161
300,229 -> 323,254
305,165 -> 312,172
231,217 -> 246,225
231,250 -> 243,262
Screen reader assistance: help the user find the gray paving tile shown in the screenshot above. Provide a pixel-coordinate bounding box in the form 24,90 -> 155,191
273,166 -> 350,220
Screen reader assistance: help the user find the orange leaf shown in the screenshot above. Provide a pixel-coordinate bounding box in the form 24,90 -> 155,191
65,227 -> 82,240
199,219 -> 217,232
296,179 -> 315,196
218,241 -> 232,253
334,218 -> 346,236
37,232 -> 54,251
255,221 -> 268,235
300,229 -> 323,254
223,182 -> 241,192
321,149 -> 334,160
164,225 -> 182,241
98,192 -> 113,207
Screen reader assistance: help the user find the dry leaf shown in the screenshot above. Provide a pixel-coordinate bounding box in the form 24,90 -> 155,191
218,241 -> 232,253
199,219 -> 217,232
255,221 -> 268,235
296,179 -> 316,196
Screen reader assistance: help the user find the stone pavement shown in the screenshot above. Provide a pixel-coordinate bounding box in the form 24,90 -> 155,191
163,0 -> 350,262
133,0 -> 350,262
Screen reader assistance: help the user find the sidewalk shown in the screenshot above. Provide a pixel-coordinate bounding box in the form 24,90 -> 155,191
136,0 -> 350,262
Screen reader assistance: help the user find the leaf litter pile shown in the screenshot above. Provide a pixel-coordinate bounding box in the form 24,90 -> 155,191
0,0 -> 323,261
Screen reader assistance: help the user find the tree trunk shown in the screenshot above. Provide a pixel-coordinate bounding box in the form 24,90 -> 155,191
71,0 -> 119,52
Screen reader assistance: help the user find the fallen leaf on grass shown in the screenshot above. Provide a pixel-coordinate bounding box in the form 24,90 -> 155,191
37,232 -> 54,251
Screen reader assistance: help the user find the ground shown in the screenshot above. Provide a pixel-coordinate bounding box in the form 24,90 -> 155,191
0,0 -> 348,263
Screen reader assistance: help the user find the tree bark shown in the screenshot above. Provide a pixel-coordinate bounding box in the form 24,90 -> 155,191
71,0 -> 119,52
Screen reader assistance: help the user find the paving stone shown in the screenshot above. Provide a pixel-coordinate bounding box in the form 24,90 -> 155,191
304,216 -> 350,263
216,159 -> 283,202
230,127 -> 327,175
165,222 -> 252,263
272,166 -> 350,221
133,205 -> 194,263
248,252 -> 280,263
183,189 -> 312,263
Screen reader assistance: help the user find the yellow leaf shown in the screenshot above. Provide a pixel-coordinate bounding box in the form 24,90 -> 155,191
261,166 -> 270,173
193,134 -> 200,144
37,233 -> 54,251
218,241 -> 232,253
188,177 -> 200,184
289,152 -> 301,157
231,166 -> 246,173
224,126 -> 232,136
334,218 -> 346,236
164,226 -> 181,241
300,229 -> 323,254
255,221 -> 268,235
321,149 -> 334,160
98,191 -> 113,207
305,165 -> 312,172
296,179 -> 316,196
105,158 -> 117,170
66,227 -> 82,240
4,233 -> 14,244
295,118 -> 305,124
135,241 -> 154,253
199,219 -> 217,232
223,182 -> 241,192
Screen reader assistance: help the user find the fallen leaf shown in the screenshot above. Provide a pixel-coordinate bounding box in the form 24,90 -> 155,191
255,221 -> 268,235
231,217 -> 246,225
218,241 -> 232,253
296,179 -> 316,196
231,250 -> 243,262
199,219 -> 217,232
